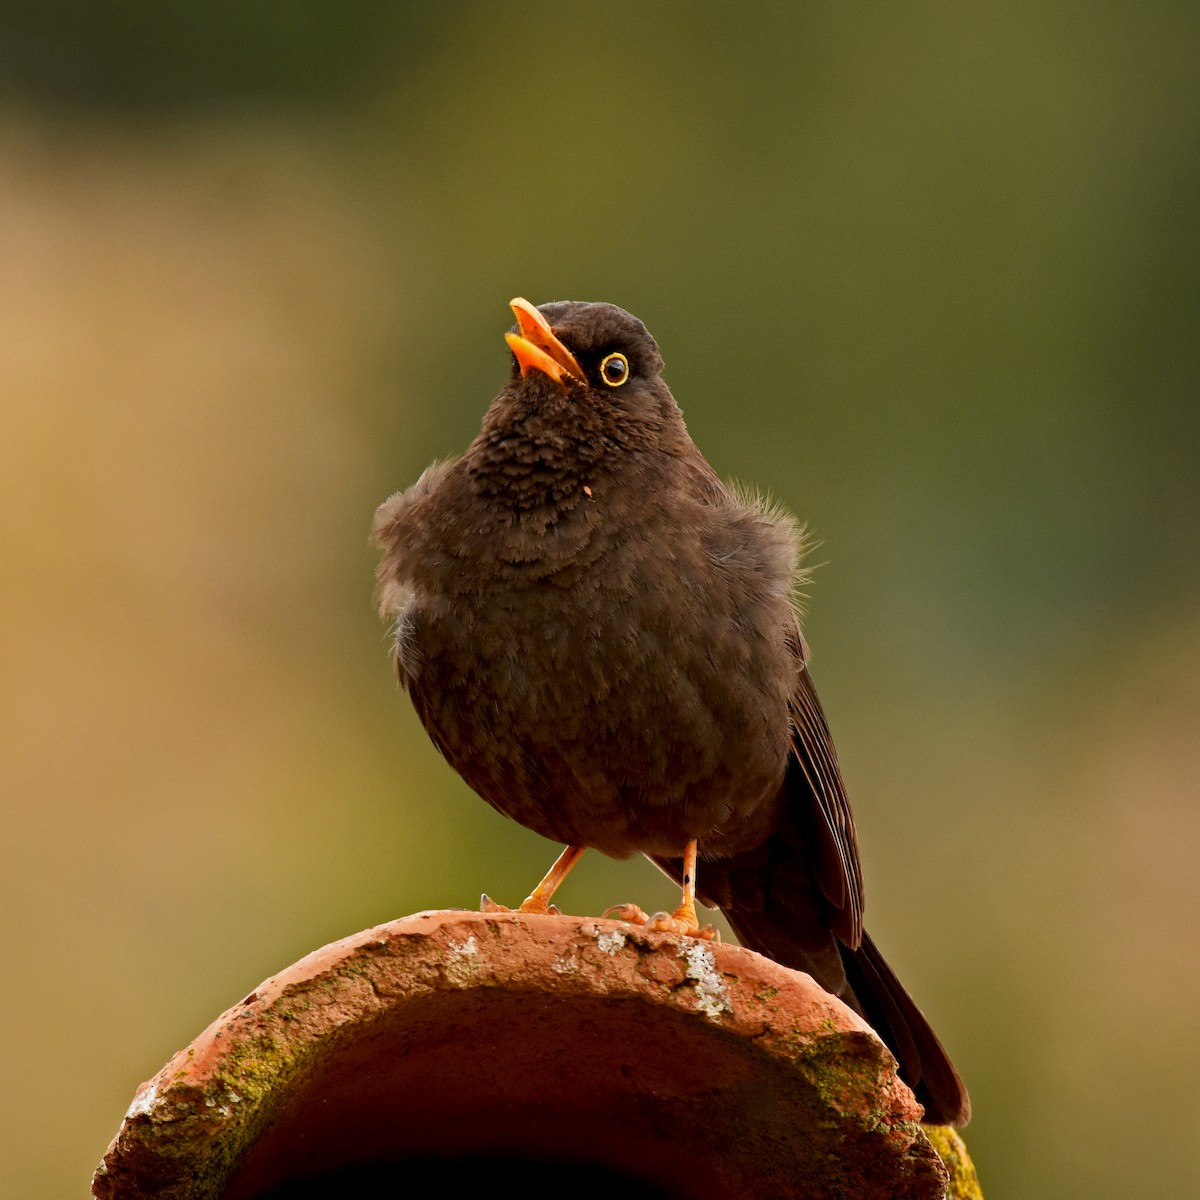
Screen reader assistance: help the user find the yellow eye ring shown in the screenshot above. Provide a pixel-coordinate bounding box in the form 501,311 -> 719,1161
599,352 -> 630,387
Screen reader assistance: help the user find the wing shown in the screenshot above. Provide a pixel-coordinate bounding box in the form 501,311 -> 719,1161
787,645 -> 864,949
652,626 -> 864,968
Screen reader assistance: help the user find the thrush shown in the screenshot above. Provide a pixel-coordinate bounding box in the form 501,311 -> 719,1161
374,297 -> 970,1126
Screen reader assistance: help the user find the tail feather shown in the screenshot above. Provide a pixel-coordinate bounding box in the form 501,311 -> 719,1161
844,930 -> 970,1125
725,903 -> 971,1126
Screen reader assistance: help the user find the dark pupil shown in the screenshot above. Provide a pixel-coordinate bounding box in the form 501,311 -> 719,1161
605,357 -> 626,381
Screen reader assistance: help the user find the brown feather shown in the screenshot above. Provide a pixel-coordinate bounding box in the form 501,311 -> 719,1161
376,299 -> 970,1126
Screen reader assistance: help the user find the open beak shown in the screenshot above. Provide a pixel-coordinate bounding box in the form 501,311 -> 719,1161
505,297 -> 586,387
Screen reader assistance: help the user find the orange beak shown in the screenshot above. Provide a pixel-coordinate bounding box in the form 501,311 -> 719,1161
505,297 -> 586,386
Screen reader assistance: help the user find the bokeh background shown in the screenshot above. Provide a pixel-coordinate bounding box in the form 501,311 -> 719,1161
3,4 -> 1198,1196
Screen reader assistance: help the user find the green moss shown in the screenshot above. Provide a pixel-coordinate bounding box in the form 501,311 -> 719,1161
208,1029 -> 291,1107
794,1031 -> 932,1144
802,1035 -> 882,1107
924,1125 -> 984,1199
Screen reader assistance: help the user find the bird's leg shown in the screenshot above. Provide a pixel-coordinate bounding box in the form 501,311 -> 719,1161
646,838 -> 718,938
519,843 -> 586,913
667,837 -> 703,929
481,844 -> 585,916
604,840 -> 719,941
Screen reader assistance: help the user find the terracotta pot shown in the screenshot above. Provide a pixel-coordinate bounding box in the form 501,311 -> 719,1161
93,910 -> 962,1199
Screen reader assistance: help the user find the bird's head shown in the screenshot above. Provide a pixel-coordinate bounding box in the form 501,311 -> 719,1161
506,297 -> 663,390
500,298 -> 680,452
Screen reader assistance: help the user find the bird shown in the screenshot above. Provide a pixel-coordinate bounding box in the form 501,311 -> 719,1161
373,297 -> 970,1126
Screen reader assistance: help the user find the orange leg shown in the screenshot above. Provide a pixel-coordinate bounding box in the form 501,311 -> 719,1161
481,844 -> 586,916
605,839 -> 718,941
667,837 -> 702,929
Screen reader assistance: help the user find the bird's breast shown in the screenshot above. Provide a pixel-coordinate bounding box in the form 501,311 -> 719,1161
395,489 -> 796,857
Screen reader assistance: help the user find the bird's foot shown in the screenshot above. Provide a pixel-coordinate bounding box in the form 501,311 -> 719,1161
480,893 -> 562,916
603,901 -> 718,941
645,907 -> 720,940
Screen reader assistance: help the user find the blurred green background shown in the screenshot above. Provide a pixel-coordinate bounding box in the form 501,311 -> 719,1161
2,4 -> 1198,1196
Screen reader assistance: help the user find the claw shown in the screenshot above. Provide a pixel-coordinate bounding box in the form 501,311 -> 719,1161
480,892 -> 566,917
647,910 -> 706,936
603,903 -> 650,923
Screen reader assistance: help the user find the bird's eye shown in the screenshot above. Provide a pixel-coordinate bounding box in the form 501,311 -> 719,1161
599,352 -> 630,387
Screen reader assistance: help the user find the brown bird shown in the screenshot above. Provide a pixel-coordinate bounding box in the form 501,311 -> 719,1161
374,297 -> 970,1126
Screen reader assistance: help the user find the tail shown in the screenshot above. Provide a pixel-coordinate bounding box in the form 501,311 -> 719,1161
724,905 -> 971,1126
